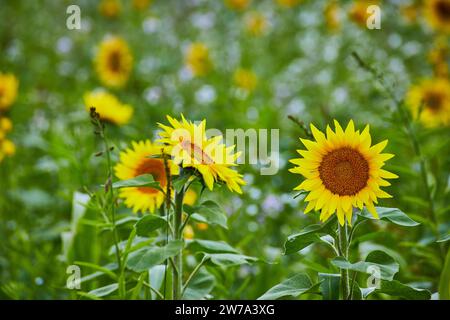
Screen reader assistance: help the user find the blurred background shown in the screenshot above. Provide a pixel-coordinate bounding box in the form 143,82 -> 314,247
0,0 -> 449,299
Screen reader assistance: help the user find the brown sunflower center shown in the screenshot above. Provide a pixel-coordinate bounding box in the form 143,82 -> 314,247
424,91 -> 444,112
319,147 -> 369,196
134,158 -> 166,194
108,51 -> 122,72
435,0 -> 450,20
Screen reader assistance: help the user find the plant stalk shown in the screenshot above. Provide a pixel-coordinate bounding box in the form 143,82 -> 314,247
172,187 -> 185,300
338,222 -> 350,300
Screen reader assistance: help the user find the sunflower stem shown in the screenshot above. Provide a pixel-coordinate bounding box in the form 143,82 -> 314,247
338,222 -> 350,300
172,187 -> 185,300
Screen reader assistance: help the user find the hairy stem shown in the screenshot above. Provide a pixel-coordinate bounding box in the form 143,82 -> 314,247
338,222 -> 349,300
172,187 -> 185,300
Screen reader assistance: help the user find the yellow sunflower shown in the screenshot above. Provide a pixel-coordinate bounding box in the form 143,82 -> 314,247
406,78 -> 450,127
185,43 -> 212,77
114,140 -> 179,213
84,90 -> 133,126
0,139 -> 15,162
289,120 -> 398,226
95,36 -> 133,88
425,0 -> 450,33
245,12 -> 268,36
0,73 -> 19,111
157,115 -> 245,194
428,37 -> 449,78
99,0 -> 121,18
225,0 -> 251,11
0,117 -> 13,133
348,0 -> 379,28
233,68 -> 258,93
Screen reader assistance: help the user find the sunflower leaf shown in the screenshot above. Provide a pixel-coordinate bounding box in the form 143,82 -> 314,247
126,240 -> 184,272
257,274 -> 321,300
204,253 -> 257,267
362,280 -> 431,300
184,200 -> 228,229
318,273 -> 340,300
134,215 -> 167,237
187,239 -> 239,254
359,207 -> 419,227
111,174 -> 162,191
331,250 -> 399,281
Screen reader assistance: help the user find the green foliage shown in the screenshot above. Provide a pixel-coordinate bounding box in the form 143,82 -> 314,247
258,274 -> 320,300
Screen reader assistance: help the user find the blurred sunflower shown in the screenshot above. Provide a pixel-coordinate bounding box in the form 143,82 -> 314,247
84,91 -> 133,125
406,78 -> 450,127
0,73 -> 19,111
425,0 -> 450,33
133,0 -> 152,10
157,115 -> 245,193
324,1 -> 341,32
276,0 -> 302,8
183,189 -> 197,206
401,3 -> 419,23
95,36 -> 133,88
245,12 -> 268,36
224,0 -> 251,11
233,68 -> 258,93
0,139 -> 15,162
99,0 -> 121,18
348,0 -> 379,27
428,37 -> 449,78
290,120 -> 398,226
0,117 -> 12,133
185,43 -> 212,77
114,140 -> 179,213
183,225 -> 195,240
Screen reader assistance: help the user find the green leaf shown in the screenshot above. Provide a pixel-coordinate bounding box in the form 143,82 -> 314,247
126,240 -> 184,272
135,215 -> 167,237
185,200 -> 228,229
205,253 -> 257,267
149,265 -> 166,300
318,273 -> 340,300
439,248 -> 450,300
437,234 -> 450,243
75,261 -> 117,281
359,207 -> 419,227
257,274 -> 320,300
363,280 -> 431,300
182,269 -> 216,300
187,239 -> 239,254
111,174 -> 162,191
284,217 -> 337,254
88,283 -> 118,298
331,250 -> 399,281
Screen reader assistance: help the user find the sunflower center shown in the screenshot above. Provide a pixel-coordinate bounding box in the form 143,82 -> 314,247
319,147 -> 369,196
108,51 -> 122,72
134,158 -> 166,194
436,0 -> 450,20
424,91 -> 444,112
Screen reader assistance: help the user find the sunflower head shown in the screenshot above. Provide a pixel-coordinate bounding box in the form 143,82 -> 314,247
245,12 -> 268,36
0,73 -> 19,111
233,68 -> 258,93
0,139 -> 15,163
185,43 -> 212,77
157,115 -> 245,194
84,90 -> 133,126
99,0 -> 121,18
95,36 -> 133,88
289,120 -> 398,226
348,0 -> 380,27
406,78 -> 450,127
115,140 -> 179,213
425,0 -> 450,33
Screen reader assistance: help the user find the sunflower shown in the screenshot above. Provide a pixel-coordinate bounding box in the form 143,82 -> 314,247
84,90 -> 133,126
157,115 -> 245,194
0,117 -> 13,133
0,139 -> 15,162
245,12 -> 268,36
324,1 -> 341,32
425,0 -> 450,33
0,73 -> 19,111
348,0 -> 379,28
224,0 -> 251,11
233,68 -> 258,93
406,78 -> 450,127
99,0 -> 121,18
114,140 -> 179,213
185,43 -> 212,77
289,120 -> 398,226
428,37 -> 449,78
95,36 -> 133,88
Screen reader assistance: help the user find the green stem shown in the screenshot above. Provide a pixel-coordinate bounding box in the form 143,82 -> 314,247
338,222 -> 349,300
182,256 -> 208,295
172,187 -> 185,300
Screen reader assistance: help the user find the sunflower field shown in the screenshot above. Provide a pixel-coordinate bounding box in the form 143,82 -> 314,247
0,0 -> 449,302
